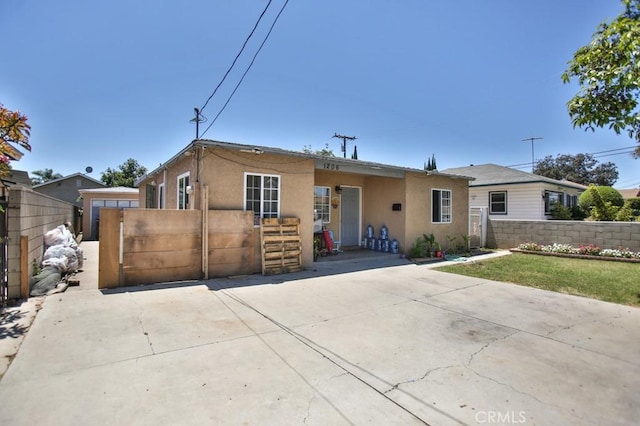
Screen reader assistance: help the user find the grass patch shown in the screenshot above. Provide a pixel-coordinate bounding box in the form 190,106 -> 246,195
435,253 -> 640,306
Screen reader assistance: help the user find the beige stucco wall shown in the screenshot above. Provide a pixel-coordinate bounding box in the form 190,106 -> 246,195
81,191 -> 140,240
138,144 -> 471,269
404,173 -> 469,252
141,147 -> 316,270
362,175 -> 406,246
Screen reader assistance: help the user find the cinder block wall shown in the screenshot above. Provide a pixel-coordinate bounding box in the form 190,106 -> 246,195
486,219 -> 640,252
7,187 -> 75,298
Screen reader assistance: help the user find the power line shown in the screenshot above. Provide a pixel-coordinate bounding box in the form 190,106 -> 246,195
200,0 -> 290,138
199,0 -> 273,114
506,146 -> 637,169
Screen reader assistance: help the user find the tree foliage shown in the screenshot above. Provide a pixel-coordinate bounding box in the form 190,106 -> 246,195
0,102 -> 32,176
578,185 -> 624,212
533,153 -> 619,185
562,0 -> 640,156
31,168 -> 63,185
424,154 -> 437,171
586,184 -> 620,221
101,158 -> 147,188
302,143 -> 335,156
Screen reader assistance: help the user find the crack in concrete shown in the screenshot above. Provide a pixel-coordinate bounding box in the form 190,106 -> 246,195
384,364 -> 462,395
129,295 -> 155,355
467,331 -> 519,365
544,312 -> 624,337
468,367 -> 548,405
386,331 -> 519,395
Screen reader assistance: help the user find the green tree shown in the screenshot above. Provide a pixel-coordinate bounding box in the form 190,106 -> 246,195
578,185 -> 625,211
101,158 -> 147,188
533,153 -> 619,186
302,143 -> 335,156
0,102 -> 32,176
425,154 -> 437,171
562,0 -> 640,156
31,168 -> 63,185
587,184 -> 620,220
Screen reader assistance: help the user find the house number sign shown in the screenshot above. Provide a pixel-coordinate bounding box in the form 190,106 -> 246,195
323,162 -> 340,171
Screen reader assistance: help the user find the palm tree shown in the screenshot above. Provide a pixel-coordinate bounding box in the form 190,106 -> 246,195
31,168 -> 63,185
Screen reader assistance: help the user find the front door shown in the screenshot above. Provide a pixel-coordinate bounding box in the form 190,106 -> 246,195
340,187 -> 361,246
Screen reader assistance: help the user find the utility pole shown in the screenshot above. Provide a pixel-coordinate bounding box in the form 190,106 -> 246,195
333,133 -> 357,158
522,137 -> 543,172
190,108 -> 206,139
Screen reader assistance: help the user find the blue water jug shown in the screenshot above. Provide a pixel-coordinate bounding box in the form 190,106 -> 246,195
380,225 -> 388,240
366,225 -> 374,239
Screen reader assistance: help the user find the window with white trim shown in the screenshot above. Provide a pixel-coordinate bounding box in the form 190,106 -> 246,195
489,191 -> 507,214
177,172 -> 190,210
432,189 -> 452,223
245,173 -> 280,225
313,186 -> 331,223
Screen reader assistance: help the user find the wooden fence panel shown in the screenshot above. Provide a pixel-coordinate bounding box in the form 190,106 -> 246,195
207,211 -> 255,277
99,209 -> 260,288
98,208 -> 122,289
122,209 -> 202,286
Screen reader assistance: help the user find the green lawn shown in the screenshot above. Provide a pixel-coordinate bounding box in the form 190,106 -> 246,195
435,253 -> 640,306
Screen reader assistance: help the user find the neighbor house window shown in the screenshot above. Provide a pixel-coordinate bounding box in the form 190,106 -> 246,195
158,183 -> 165,209
432,189 -> 452,223
314,186 -> 331,223
566,194 -> 578,208
177,172 -> 190,210
489,191 -> 507,215
245,173 -> 280,225
545,190 -> 563,214
145,184 -> 157,208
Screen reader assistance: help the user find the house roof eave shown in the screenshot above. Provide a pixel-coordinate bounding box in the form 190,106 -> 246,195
137,139 -> 476,184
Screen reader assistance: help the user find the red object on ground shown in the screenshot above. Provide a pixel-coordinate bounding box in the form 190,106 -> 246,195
322,229 -> 334,253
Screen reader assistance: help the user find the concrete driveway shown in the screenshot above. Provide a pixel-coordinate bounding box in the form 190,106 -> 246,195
0,242 -> 638,425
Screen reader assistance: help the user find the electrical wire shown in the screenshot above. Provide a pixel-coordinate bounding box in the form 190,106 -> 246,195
200,0 -> 290,138
505,146 -> 637,169
199,0 -> 273,114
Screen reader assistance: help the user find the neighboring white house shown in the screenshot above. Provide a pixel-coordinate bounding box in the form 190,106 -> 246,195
442,164 -> 587,220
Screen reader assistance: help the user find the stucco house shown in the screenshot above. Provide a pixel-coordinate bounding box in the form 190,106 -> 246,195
442,164 -> 587,220
33,173 -> 106,207
78,187 -> 140,240
135,139 -> 472,267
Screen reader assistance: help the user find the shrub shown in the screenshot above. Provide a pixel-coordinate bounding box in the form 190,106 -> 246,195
571,205 -> 588,220
578,185 -> 624,211
627,197 -> 640,210
586,184 -> 619,221
408,233 -> 437,258
615,202 -> 633,222
550,203 -> 573,220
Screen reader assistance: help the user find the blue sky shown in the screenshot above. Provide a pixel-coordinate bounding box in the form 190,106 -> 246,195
2,0 -> 638,188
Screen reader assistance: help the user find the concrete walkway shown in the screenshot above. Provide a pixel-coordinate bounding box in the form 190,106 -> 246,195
0,242 -> 638,425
